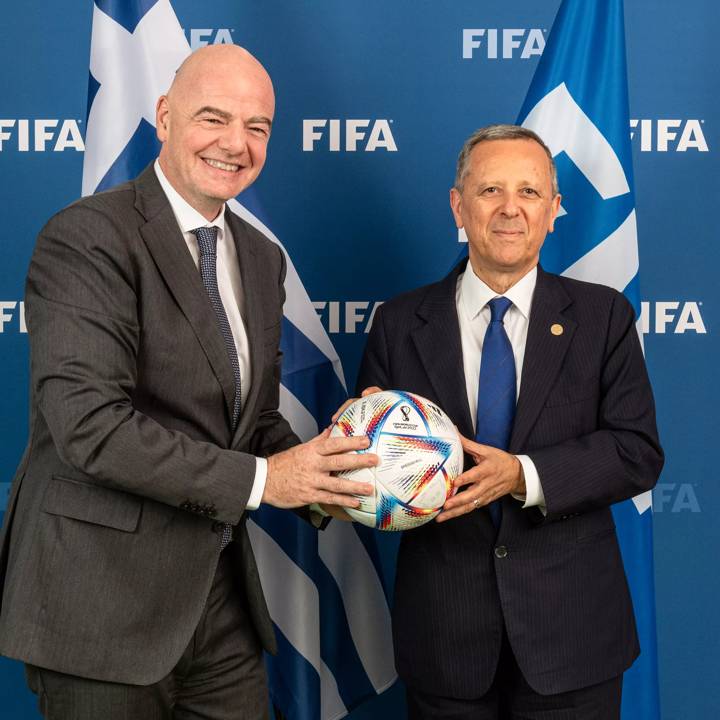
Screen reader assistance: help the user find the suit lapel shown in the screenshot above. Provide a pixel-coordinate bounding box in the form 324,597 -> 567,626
134,166 -> 237,425
510,267 -> 576,452
411,261 -> 474,438
227,211 -> 265,446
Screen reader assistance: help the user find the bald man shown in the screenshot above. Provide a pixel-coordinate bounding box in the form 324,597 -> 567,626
0,45 -> 375,720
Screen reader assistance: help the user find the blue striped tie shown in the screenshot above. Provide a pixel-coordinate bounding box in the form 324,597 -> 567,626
475,297 -> 516,527
193,226 -> 240,549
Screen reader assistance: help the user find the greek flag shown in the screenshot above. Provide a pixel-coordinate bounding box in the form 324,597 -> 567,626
82,2 -> 396,719
517,1 -> 660,717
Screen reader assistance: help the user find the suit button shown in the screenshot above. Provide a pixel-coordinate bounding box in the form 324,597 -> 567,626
211,521 -> 224,534
494,545 -> 508,559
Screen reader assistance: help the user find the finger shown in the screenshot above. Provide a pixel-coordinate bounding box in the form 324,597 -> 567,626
331,397 -> 357,423
318,434 -> 372,455
316,473 -> 375,497
452,467 -> 485,489
361,386 -> 383,397
460,434 -> 486,458
443,491 -> 485,511
323,452 -> 379,475
314,478 -> 375,508
435,502 -> 476,523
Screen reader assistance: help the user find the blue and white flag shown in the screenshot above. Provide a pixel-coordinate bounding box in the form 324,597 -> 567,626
517,1 -> 660,717
82,2 -> 396,719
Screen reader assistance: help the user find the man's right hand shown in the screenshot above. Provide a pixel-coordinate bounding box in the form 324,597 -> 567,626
264,429 -> 377,509
331,386 -> 383,422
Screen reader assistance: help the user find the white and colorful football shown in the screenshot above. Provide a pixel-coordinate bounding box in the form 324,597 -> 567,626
331,390 -> 463,531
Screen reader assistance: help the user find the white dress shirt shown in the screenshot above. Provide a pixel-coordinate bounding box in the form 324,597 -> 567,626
456,263 -> 545,510
154,161 -> 267,509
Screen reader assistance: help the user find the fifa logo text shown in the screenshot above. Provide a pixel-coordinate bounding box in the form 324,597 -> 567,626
186,28 -> 234,50
639,302 -> 707,334
303,120 -> 397,152
630,119 -> 708,152
313,301 -> 383,334
653,484 -> 700,513
0,302 -> 26,333
462,29 -> 546,59
0,120 -> 84,152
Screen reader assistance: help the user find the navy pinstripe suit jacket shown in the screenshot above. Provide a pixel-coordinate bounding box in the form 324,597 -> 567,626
357,259 -> 663,698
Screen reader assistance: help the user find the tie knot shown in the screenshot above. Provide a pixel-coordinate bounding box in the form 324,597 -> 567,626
488,296 -> 512,323
192,226 -> 218,256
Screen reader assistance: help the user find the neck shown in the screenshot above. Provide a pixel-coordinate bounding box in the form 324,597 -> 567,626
468,258 -> 536,295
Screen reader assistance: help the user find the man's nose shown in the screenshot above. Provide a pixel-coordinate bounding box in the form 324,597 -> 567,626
217,123 -> 247,155
500,194 -> 520,216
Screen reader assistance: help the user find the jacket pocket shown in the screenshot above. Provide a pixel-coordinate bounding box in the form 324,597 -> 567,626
41,475 -> 142,532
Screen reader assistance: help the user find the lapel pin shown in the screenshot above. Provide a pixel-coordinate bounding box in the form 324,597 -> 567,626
551,323 -> 564,336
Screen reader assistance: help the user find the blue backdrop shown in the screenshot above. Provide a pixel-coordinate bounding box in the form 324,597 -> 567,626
0,2 -> 716,719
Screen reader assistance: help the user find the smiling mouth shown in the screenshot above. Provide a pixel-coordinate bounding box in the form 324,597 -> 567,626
203,158 -> 242,173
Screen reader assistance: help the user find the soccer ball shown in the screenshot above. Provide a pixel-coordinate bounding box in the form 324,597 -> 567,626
331,390 -> 463,531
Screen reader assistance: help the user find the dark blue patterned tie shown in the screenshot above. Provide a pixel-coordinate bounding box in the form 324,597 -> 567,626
475,297 -> 516,527
192,226 -> 241,549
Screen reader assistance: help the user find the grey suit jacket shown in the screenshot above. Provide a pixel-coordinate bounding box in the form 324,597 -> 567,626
0,164 -> 298,684
357,259 -> 664,698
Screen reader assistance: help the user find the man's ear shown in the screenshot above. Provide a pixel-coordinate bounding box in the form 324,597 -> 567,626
450,187 -> 464,230
156,96 -> 170,142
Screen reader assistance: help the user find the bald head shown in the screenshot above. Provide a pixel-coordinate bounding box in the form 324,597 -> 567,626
156,45 -> 275,220
168,45 -> 274,110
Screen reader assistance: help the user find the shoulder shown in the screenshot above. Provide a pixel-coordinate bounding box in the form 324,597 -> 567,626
40,179 -> 141,243
379,270 -> 457,318
538,270 -> 637,350
543,270 -> 634,319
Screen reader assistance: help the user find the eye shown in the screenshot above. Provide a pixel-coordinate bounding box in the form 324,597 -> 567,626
200,116 -> 223,126
481,186 -> 498,195
521,187 -> 539,196
248,125 -> 269,138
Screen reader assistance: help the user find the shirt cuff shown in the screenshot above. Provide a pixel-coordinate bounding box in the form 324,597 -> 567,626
246,457 -> 267,510
511,455 -> 547,515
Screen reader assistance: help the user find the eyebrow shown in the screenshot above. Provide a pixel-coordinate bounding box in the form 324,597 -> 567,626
193,106 -> 232,120
193,106 -> 273,129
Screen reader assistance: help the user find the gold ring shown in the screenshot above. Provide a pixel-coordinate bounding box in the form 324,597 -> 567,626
472,499 -> 480,509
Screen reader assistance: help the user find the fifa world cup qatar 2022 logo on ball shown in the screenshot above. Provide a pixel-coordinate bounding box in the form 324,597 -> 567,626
331,390 -> 463,530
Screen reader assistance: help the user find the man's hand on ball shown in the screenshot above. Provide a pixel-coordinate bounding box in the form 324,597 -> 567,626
436,435 -> 525,522
264,430 -> 377,509
331,386 -> 384,422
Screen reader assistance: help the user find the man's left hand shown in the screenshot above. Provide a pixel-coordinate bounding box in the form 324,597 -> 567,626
436,435 -> 525,522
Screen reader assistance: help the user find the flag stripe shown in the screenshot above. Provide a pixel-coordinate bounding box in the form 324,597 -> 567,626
319,521 -> 396,693
251,509 -> 376,703
280,317 -> 347,425
95,0 -> 159,34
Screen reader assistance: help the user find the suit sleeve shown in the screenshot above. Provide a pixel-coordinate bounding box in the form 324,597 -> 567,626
527,291 -> 664,520
26,200 -> 284,525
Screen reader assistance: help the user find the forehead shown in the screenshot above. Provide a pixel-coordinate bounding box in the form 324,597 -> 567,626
467,138 -> 552,185
175,61 -> 275,117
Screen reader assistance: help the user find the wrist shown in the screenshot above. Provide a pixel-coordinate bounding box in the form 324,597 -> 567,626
513,456 -> 526,494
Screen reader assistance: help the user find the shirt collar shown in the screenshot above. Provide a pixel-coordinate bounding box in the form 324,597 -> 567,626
460,262 -> 537,321
154,159 -> 226,237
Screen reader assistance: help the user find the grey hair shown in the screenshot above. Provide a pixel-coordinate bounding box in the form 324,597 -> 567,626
454,124 -> 559,196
